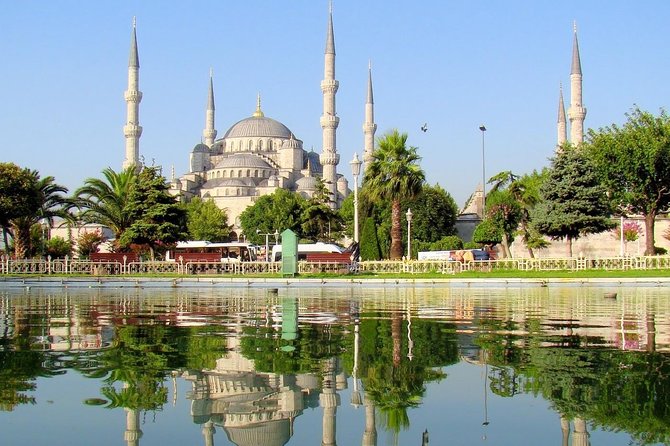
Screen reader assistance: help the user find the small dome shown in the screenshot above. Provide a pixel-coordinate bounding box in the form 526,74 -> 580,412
304,152 -> 322,174
223,116 -> 294,139
216,154 -> 272,169
192,143 -> 209,153
295,176 -> 318,191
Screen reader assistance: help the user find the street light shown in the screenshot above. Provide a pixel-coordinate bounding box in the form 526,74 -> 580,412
350,152 -> 362,243
406,208 -> 413,259
479,125 -> 487,217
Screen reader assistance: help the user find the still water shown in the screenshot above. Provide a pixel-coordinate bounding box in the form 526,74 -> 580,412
2,285 -> 670,446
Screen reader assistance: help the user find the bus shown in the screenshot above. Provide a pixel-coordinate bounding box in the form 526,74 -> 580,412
271,242 -> 344,262
166,241 -> 259,262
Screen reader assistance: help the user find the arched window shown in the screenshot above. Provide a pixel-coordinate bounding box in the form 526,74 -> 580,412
237,188 -> 240,196
248,140 -> 253,151
246,169 -> 250,177
223,170 -> 227,178
258,140 -> 263,151
254,170 -> 258,177
238,170 -> 242,177
268,140 -> 273,150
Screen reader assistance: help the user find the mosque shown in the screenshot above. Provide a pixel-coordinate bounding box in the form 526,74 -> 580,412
120,6 -> 377,237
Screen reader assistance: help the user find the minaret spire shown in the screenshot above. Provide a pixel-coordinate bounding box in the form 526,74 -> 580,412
319,2 -> 340,208
557,83 -> 567,149
203,68 -> 217,147
123,17 -> 143,171
363,60 -> 377,171
567,21 -> 586,144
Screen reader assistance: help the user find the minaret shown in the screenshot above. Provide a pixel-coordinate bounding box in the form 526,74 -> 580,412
362,61 -> 377,172
557,83 -> 567,149
123,17 -> 143,171
567,22 -> 586,145
319,1 -> 340,208
203,69 -> 217,147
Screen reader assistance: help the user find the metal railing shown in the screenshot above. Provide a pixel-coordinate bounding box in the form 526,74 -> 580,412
1,255 -> 670,276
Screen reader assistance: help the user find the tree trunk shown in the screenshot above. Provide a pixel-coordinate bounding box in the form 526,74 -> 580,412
2,227 -> 10,255
644,212 -> 656,255
392,311 -> 402,367
390,200 -> 402,260
12,223 -> 31,259
566,235 -> 573,257
501,233 -> 511,259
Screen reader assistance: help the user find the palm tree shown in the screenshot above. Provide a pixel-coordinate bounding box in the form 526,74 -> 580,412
366,130 -> 425,260
74,166 -> 138,246
489,170 -> 546,258
11,174 -> 73,258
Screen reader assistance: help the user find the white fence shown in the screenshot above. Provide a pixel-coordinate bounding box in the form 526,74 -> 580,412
2,255 -> 670,276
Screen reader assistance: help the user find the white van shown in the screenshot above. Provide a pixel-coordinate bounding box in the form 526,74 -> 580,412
271,242 -> 343,262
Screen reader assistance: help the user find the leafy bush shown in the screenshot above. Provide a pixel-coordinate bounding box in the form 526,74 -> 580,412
430,236 -> 463,251
46,236 -> 72,259
77,229 -> 106,258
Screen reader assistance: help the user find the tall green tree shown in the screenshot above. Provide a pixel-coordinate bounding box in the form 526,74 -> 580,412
185,197 -> 230,241
301,177 -> 342,242
532,144 -> 613,257
365,130 -> 425,259
406,184 -> 458,243
0,163 -> 41,254
118,166 -> 188,260
239,188 -> 307,244
74,166 -> 138,243
586,107 -> 670,255
11,175 -> 73,259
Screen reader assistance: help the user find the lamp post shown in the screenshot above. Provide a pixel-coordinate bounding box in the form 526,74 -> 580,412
349,152 -> 362,243
479,125 -> 487,217
406,208 -> 413,259
257,229 -> 279,262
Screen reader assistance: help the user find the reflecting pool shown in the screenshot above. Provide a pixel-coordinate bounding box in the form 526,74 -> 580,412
2,285 -> 670,445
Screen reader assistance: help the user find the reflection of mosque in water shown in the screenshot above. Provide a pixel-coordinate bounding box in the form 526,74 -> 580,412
6,287 -> 670,446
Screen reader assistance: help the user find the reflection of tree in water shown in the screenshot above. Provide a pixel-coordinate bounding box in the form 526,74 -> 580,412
239,322 -> 344,374
357,312 -> 459,439
477,314 -> 670,445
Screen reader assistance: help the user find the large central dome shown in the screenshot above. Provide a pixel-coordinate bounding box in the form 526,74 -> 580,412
223,115 -> 294,139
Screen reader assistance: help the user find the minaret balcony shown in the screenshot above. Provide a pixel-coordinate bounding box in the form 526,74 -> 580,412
124,90 -> 143,102
124,124 -> 143,138
319,152 -> 340,165
320,79 -> 339,94
320,115 -> 340,128
568,107 -> 587,120
363,122 -> 377,132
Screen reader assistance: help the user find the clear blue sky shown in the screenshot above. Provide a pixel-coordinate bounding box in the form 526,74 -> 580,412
2,0 -> 669,208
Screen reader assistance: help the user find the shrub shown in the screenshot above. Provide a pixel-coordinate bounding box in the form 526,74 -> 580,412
46,236 -> 72,259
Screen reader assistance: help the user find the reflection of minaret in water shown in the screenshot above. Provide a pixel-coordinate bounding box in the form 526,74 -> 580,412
559,416 -> 590,446
362,393 -> 377,446
572,418 -> 590,446
560,416 -> 570,446
320,357 -> 341,446
202,420 -> 215,446
124,407 -> 143,446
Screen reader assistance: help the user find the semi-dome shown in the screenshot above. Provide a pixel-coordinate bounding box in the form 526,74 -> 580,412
192,143 -> 209,153
223,115 -> 294,139
216,154 -> 272,169
295,176 -> 318,191
201,178 -> 249,189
